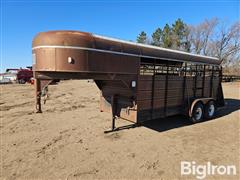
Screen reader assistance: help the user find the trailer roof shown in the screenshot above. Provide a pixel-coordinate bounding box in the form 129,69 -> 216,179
92,34 -> 219,61
32,30 -> 221,65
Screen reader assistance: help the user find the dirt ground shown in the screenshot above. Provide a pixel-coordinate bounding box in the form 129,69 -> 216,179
0,80 -> 239,179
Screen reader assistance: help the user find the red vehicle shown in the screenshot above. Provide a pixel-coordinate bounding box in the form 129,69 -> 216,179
6,67 -> 33,84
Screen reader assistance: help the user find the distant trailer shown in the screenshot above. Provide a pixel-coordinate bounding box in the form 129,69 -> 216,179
32,31 -> 224,131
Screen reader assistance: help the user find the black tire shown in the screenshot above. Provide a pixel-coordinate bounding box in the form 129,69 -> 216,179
19,79 -> 26,84
204,100 -> 216,119
190,102 -> 204,123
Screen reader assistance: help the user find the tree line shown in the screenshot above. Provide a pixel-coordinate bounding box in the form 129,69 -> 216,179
136,18 -> 240,75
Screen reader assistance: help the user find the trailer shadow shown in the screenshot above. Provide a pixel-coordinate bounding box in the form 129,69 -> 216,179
141,98 -> 240,132
108,98 -> 240,133
214,98 -> 240,118
141,115 -> 191,132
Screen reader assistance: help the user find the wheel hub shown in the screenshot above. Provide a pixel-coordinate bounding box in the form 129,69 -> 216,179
208,104 -> 215,117
195,107 -> 202,120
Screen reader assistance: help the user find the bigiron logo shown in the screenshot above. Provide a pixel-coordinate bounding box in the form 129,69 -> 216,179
181,161 -> 237,179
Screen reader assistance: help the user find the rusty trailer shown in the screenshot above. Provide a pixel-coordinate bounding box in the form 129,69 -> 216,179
32,31 -> 224,131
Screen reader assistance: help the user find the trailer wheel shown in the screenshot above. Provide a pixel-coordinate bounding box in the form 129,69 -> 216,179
19,79 -> 26,84
190,102 -> 204,123
204,100 -> 216,119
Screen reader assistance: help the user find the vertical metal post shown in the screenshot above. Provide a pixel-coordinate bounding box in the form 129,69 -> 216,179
111,95 -> 117,131
35,79 -> 42,113
202,65 -> 206,97
151,60 -> 156,119
164,62 -> 169,117
210,66 -> 214,97
217,66 -> 225,106
182,63 -> 187,103
219,66 -> 223,82
194,65 -> 198,97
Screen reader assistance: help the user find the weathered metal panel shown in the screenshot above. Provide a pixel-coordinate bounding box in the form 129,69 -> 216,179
98,79 -> 138,122
55,49 -> 88,72
121,43 -> 141,55
100,95 -> 137,123
88,51 -> 139,74
137,72 -> 221,122
137,105 -> 183,122
34,48 -> 56,71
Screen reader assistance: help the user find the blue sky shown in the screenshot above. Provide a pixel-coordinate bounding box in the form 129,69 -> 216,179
1,0 -> 239,72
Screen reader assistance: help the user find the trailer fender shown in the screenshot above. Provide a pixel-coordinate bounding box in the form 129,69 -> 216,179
189,98 -> 214,117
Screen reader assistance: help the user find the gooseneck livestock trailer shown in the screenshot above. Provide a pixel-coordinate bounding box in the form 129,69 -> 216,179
32,31 -> 224,131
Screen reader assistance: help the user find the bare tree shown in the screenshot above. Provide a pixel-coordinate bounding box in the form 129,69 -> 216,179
189,18 -> 218,55
202,18 -> 219,55
189,18 -> 240,72
215,21 -> 240,65
188,25 -> 202,54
